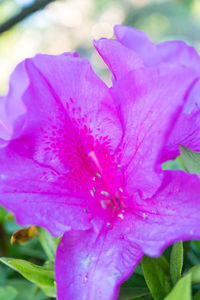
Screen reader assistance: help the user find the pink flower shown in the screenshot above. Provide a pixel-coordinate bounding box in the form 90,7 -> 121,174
0,27 -> 200,300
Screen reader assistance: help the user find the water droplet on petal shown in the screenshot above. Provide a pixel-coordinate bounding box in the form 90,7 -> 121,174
111,271 -> 121,279
118,213 -> 124,220
81,257 -> 90,269
84,275 -> 88,283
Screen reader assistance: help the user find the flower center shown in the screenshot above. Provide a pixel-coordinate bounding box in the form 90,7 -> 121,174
87,150 -> 125,214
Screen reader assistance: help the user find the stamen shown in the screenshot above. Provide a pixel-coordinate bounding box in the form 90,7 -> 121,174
119,187 -> 123,193
93,187 -> 96,192
117,164 -> 122,170
88,151 -> 102,173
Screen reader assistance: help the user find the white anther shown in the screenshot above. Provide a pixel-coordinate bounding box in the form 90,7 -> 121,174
90,190 -> 95,197
119,187 -> 123,193
117,165 -> 122,170
101,191 -> 109,197
96,172 -> 101,178
92,177 -> 96,181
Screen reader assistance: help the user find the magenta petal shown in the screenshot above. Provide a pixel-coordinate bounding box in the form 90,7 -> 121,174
28,54 -> 122,150
94,38 -> 144,80
158,41 -> 200,74
0,62 -> 27,145
0,96 -> 11,144
114,25 -> 161,66
0,145 -> 93,236
126,171 -> 200,256
162,79 -> 200,161
111,65 -> 196,197
55,228 -> 143,300
158,42 -> 200,158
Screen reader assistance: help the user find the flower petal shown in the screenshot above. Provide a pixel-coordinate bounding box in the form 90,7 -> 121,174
28,54 -> 122,150
162,78 -> 200,162
94,38 -> 144,80
157,40 -> 200,74
114,25 -> 161,66
55,227 -> 143,300
0,144 -> 93,236
111,65 -> 197,197
126,171 -> 200,257
0,62 -> 27,145
0,96 -> 12,144
157,41 -> 200,161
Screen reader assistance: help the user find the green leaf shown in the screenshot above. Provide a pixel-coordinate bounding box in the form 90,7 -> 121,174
194,240 -> 200,253
39,285 -> 56,298
122,273 -> 148,289
162,156 -> 185,171
118,287 -> 149,299
194,290 -> 200,300
185,264 -> 200,285
141,255 -> 172,300
8,279 -> 46,300
0,257 -> 56,297
38,228 -> 57,261
0,206 -> 7,222
179,145 -> 200,176
170,241 -> 183,285
164,274 -> 191,300
0,286 -> 17,300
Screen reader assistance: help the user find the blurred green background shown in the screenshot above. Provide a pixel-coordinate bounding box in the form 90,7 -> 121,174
1,1 -> 200,299
0,0 -> 200,94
